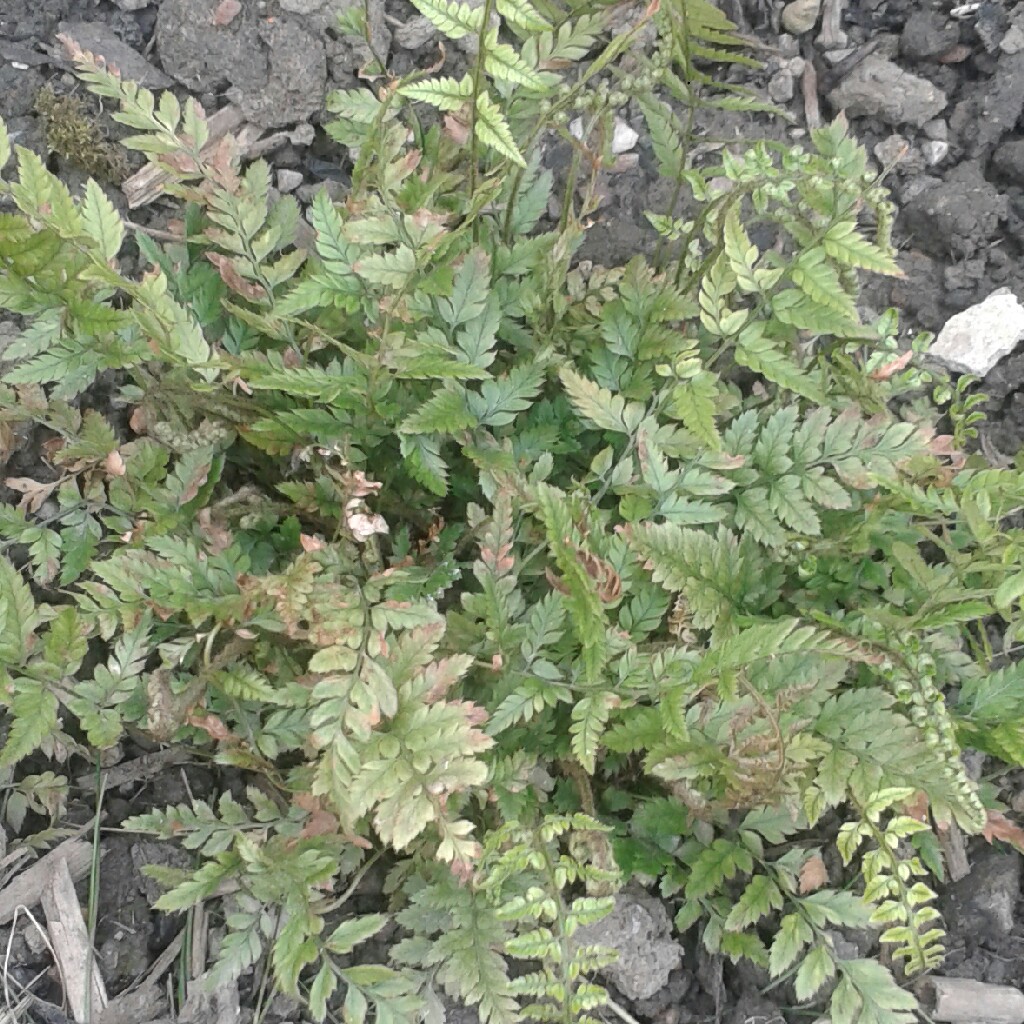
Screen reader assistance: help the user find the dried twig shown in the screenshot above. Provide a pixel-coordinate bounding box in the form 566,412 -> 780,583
0,838 -> 94,926
41,857 -> 108,1023
121,104 -> 245,209
919,977 -> 1024,1024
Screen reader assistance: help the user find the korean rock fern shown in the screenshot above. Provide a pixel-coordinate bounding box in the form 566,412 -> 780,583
1,5 -> 1023,1024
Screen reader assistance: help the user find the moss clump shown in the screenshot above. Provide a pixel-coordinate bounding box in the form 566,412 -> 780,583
34,86 -> 128,184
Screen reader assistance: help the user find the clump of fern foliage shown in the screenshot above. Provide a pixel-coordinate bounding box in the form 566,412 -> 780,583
1,1 -> 1024,1022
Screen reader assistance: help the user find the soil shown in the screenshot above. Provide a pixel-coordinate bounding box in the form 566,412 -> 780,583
2,0 -> 1024,1021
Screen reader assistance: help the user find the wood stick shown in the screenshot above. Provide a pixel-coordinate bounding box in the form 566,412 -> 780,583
121,104 -> 245,209
919,977 -> 1024,1024
74,748 -> 190,792
937,818 -> 971,882
40,856 -> 108,1023
0,838 -> 93,926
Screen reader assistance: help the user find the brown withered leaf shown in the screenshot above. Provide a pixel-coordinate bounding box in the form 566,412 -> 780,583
206,252 -> 265,302
798,854 -> 829,893
444,113 -> 470,146
187,711 -> 233,742
869,349 -> 913,381
575,548 -> 622,603
982,809 -> 1024,855
5,476 -> 59,514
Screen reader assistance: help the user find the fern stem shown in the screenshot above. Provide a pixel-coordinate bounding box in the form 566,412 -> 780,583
468,0 -> 499,231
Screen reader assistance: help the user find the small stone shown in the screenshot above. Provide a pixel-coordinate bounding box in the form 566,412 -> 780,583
569,117 -> 584,140
611,118 -> 639,154
943,849 -> 1022,935
993,137 -> 1024,183
781,0 -> 821,35
922,118 -> 948,140
827,54 -> 947,127
1001,21 -> 1024,53
394,14 -> 437,49
823,47 -> 856,63
768,68 -> 795,103
777,32 -> 800,55
279,0 -> 326,11
930,288 -> 1024,375
113,0 -> 151,9
900,9 -> 960,60
787,56 -> 806,75
874,134 -> 909,166
276,169 -> 303,192
921,139 -> 949,165
571,894 -> 683,1002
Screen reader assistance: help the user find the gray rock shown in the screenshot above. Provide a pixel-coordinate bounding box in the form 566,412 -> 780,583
827,55 -> 946,127
993,137 -> 1024,184
157,0 -> 265,93
874,134 -> 909,167
768,68 -> 795,103
571,893 -> 683,1002
949,51 -> 1024,158
942,848 -> 1022,935
923,118 -> 948,140
929,289 -> 1024,375
157,0 -> 326,128
393,14 -> 438,50
1001,21 -> 1024,53
57,21 -> 173,88
0,64 -> 44,118
900,10 -> 959,60
280,0 -> 330,11
112,0 -> 151,10
276,169 -> 304,192
902,161 -> 1007,257
921,139 -> 949,165
781,0 -> 820,35
231,18 -> 327,128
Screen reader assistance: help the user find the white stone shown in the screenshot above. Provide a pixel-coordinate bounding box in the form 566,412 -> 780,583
781,0 -> 821,34
923,118 -> 948,140
930,288 -> 1024,375
921,139 -> 949,165
113,0 -> 151,8
276,169 -> 304,193
611,119 -> 639,154
569,117 -> 584,141
1000,22 -> 1024,54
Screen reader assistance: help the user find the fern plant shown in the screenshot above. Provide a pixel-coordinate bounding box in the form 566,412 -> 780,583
1,5 -> 1023,1024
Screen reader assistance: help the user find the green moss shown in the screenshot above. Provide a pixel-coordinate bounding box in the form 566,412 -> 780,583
33,86 -> 128,184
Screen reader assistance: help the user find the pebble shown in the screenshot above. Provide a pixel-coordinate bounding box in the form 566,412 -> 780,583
777,32 -> 800,55
611,118 -> 639,154
874,134 -> 910,166
1001,22 -> 1024,53
113,0 -> 151,8
393,15 -> 437,49
823,47 -> 856,63
827,54 -> 947,128
276,169 -> 304,193
781,0 -> 821,35
922,118 -> 949,140
930,288 -> 1024,375
921,139 -> 950,165
768,68 -> 795,103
